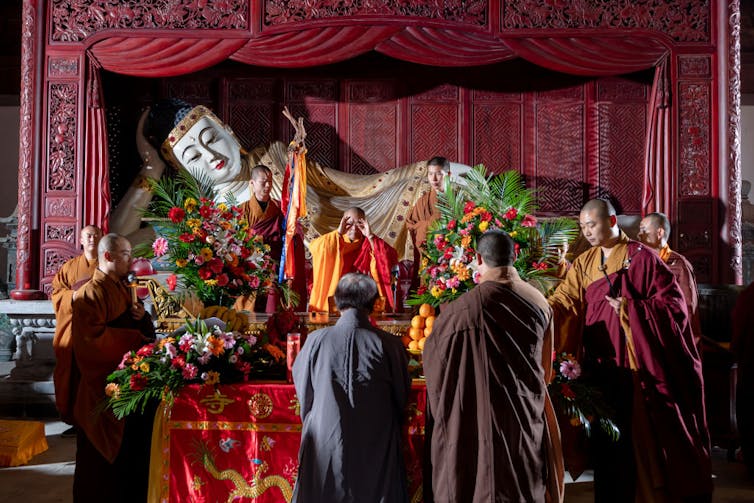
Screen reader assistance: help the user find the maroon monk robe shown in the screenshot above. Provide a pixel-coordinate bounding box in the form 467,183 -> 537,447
584,241 -> 711,501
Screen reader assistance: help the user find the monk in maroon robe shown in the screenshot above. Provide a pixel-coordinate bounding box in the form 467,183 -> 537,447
51,225 -> 101,427
424,230 -> 564,503
549,199 -> 712,502
239,165 -> 306,311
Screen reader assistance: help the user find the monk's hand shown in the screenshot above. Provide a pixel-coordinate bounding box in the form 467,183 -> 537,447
358,218 -> 373,240
605,295 -> 624,315
337,214 -> 351,235
130,302 -> 146,320
136,107 -> 165,180
557,239 -> 569,264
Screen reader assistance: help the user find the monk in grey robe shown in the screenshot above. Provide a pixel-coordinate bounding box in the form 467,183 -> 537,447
292,273 -> 410,503
424,230 -> 564,503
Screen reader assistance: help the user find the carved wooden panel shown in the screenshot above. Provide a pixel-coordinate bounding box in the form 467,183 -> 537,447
47,83 -> 77,192
162,78 -> 216,113
44,249 -> 75,277
48,57 -> 79,77
679,82 -> 711,197
596,103 -> 646,214
282,101 -> 339,173
596,78 -> 647,102
46,197 -> 76,219
471,103 -> 522,173
533,102 -> 585,214
45,224 -> 75,244
679,55 -> 712,78
502,0 -> 710,42
225,78 -> 276,149
347,103 -> 398,174
410,103 -> 459,166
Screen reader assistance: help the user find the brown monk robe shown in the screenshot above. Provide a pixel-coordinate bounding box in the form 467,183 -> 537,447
238,165 -> 307,312
51,225 -> 101,424
406,157 -> 449,289
71,234 -> 155,502
423,230 -> 564,503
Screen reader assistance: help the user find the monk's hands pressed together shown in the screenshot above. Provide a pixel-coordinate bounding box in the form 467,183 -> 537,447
605,295 -> 624,315
130,302 -> 146,320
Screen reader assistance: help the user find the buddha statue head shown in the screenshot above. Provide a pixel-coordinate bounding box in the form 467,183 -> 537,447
146,99 -> 248,194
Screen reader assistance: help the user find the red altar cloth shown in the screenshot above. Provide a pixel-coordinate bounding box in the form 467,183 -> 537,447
148,382 -> 426,503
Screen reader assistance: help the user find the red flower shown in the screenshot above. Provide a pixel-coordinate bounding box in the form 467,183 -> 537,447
481,211 -> 493,222
521,214 -> 537,227
514,243 -> 520,256
532,261 -> 549,271
504,207 -> 518,220
560,383 -> 576,400
216,274 -> 229,287
447,219 -> 457,230
198,267 -> 213,280
166,274 -> 178,291
136,343 -> 155,357
171,354 -> 186,369
130,373 -> 148,391
168,207 -> 186,223
463,201 -> 476,213
208,258 -> 224,274
179,233 -> 195,243
199,205 -> 212,219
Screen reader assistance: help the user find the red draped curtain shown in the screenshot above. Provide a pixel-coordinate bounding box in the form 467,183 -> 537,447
85,29 -> 672,227
84,56 -> 110,232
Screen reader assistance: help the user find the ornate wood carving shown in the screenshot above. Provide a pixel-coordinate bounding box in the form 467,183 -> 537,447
44,249 -> 74,277
679,55 -> 712,78
502,0 -> 710,42
471,103 -> 521,173
286,80 -> 338,102
534,102 -> 585,214
678,82 -> 711,197
48,57 -> 78,77
45,224 -> 75,243
410,103 -> 458,167
727,0 -> 742,282
264,0 -> 487,26
47,83 -> 77,192
297,103 -> 338,173
47,198 -> 76,218
50,0 -> 249,42
348,103 -> 398,174
596,78 -> 647,102
596,103 -> 646,214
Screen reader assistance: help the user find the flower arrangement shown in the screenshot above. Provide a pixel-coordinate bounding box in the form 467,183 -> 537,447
548,352 -> 620,440
105,319 -> 286,419
142,170 -> 277,307
410,166 -> 579,307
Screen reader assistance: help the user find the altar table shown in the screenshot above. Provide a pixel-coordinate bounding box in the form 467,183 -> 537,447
148,382 -> 426,503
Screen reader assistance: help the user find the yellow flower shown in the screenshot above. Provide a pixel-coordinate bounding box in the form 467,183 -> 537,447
431,286 -> 443,298
158,337 -> 175,350
509,231 -> 517,238
184,198 -> 198,212
455,265 -> 471,281
139,361 -> 150,373
421,257 -> 429,269
204,370 -> 220,386
478,221 -> 489,232
200,247 -> 213,260
461,235 -> 472,248
187,218 -> 202,229
217,203 -> 228,213
175,258 -> 188,268
204,279 -> 218,287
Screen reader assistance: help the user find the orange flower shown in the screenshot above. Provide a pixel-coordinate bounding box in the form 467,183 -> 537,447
206,335 -> 225,356
264,343 -> 285,362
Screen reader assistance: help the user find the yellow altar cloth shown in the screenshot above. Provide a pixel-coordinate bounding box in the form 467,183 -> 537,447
0,420 -> 48,467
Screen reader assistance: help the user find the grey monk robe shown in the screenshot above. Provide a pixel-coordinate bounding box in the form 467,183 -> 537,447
423,266 -> 564,503
292,308 -> 411,503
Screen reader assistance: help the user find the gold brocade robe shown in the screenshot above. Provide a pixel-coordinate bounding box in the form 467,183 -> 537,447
51,253 -> 97,422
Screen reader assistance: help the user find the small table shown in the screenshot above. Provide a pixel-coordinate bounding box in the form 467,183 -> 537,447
148,381 -> 426,503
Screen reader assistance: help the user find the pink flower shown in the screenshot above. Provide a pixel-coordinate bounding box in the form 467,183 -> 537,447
560,359 -> 582,380
182,364 -> 198,380
249,276 -> 260,288
152,237 -> 169,257
521,214 -> 537,227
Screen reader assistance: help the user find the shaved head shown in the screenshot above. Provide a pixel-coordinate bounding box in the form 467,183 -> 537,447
581,199 -> 616,219
251,164 -> 272,180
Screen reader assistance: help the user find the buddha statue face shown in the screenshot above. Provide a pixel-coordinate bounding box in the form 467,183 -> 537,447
171,115 -> 243,185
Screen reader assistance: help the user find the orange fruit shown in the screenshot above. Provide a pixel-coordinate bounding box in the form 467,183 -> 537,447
418,337 -> 426,350
408,340 -> 420,351
425,315 -> 435,329
424,326 -> 432,337
401,334 -> 412,347
409,327 -> 424,341
411,315 -> 425,329
419,303 -> 435,318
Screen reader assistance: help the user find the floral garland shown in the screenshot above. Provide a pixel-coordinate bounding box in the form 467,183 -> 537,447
411,166 -> 579,307
105,319 -> 285,419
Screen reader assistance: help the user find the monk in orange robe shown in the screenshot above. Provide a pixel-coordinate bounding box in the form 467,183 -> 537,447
51,225 -> 101,428
71,233 -> 156,502
308,207 -> 398,313
637,212 -> 703,347
239,165 -> 306,311
548,199 -> 711,503
406,157 -> 450,287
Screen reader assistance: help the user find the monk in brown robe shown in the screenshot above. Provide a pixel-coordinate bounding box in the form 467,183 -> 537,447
406,156 -> 450,287
548,199 -> 712,503
51,225 -> 101,431
423,230 -> 564,503
238,164 -> 306,311
308,207 -> 398,313
71,233 -> 156,502
637,212 -> 703,348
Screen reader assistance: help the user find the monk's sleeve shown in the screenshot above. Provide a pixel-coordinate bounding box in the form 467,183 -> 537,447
308,231 -> 343,312
51,262 -> 73,316
405,200 -> 427,246
368,237 -> 399,311
547,262 -> 585,355
675,259 -> 702,345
